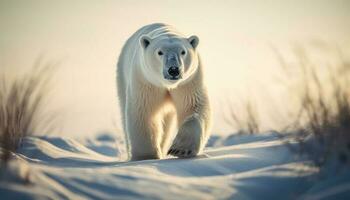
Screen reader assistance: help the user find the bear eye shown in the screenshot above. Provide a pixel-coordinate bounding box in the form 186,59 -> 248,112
181,50 -> 186,55
158,51 -> 163,56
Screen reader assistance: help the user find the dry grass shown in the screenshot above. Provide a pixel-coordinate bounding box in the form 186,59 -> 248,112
0,60 -> 56,167
223,100 -> 260,135
224,44 -> 350,168
277,46 -> 350,167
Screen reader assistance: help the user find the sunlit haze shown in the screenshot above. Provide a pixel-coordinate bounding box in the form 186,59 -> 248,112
1,0 -> 349,138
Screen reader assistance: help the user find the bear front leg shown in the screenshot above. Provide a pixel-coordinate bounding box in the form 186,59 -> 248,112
125,101 -> 162,161
169,87 -> 212,158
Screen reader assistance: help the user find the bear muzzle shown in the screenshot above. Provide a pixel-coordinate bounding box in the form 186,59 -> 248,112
164,66 -> 183,80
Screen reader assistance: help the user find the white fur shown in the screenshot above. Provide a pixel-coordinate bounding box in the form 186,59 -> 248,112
117,23 -> 212,161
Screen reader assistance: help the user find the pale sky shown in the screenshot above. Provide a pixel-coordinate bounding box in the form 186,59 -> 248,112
1,0 -> 349,138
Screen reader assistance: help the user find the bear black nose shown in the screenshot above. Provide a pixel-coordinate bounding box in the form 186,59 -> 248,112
168,67 -> 179,77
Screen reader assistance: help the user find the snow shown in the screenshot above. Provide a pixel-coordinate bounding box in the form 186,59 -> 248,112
1,132 -> 349,200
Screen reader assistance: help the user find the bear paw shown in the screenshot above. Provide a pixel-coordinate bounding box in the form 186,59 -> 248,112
167,121 -> 202,158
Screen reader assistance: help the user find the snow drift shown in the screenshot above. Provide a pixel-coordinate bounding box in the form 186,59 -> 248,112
0,132 -> 349,200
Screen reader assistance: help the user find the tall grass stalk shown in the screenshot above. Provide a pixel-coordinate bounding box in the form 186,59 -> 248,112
0,60 -> 56,167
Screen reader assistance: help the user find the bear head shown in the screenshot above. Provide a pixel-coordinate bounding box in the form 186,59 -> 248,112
139,35 -> 199,89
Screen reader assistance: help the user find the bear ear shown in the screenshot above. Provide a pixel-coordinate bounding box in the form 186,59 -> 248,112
140,35 -> 152,49
188,35 -> 199,49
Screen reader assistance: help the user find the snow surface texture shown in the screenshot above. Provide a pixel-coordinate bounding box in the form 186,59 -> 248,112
1,132 -> 349,200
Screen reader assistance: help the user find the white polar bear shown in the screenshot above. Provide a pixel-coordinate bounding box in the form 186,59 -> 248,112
117,23 -> 212,161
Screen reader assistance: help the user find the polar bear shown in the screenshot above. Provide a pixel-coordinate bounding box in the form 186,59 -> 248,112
117,23 -> 212,161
